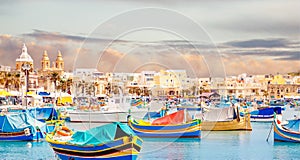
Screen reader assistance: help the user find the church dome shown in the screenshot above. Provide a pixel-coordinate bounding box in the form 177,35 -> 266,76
16,44 -> 33,62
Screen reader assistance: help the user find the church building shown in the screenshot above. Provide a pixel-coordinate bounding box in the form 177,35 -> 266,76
15,44 -> 38,92
38,50 -> 65,92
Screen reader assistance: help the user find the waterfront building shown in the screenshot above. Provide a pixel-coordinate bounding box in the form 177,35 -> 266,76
271,74 -> 286,84
293,76 -> 300,85
113,72 -> 140,95
210,74 -> 263,100
198,77 -> 211,93
140,71 -> 156,88
267,74 -> 300,99
154,70 -> 188,97
73,68 -> 107,97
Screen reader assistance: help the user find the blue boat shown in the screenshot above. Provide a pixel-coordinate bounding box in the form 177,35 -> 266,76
46,122 -> 143,160
0,112 -> 48,141
250,107 -> 282,122
274,115 -> 300,142
8,107 -> 59,122
128,110 -> 201,138
7,107 -> 63,132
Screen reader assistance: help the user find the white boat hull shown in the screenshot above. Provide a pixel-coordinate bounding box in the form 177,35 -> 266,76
69,110 -> 148,123
250,117 -> 273,122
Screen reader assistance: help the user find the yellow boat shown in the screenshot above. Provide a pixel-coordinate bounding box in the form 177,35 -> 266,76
196,106 -> 252,131
201,114 -> 252,131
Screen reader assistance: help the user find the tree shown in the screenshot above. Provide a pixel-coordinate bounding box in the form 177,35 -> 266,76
51,72 -> 60,92
14,73 -> 21,91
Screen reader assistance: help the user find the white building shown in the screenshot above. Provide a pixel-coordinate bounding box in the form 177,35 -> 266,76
140,71 -> 156,88
0,65 -> 11,72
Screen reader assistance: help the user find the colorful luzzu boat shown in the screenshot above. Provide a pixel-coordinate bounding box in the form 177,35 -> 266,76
0,112 -> 48,141
46,122 -> 143,160
274,114 -> 300,142
128,110 -> 201,138
197,106 -> 252,131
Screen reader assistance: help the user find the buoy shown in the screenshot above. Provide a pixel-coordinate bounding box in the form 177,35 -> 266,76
26,142 -> 32,148
61,126 -> 71,132
56,130 -> 71,136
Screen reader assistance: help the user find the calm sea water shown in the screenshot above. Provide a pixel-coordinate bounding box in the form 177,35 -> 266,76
1,122 -> 300,160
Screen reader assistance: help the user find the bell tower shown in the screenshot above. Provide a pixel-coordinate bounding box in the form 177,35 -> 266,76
55,50 -> 64,70
41,50 -> 50,70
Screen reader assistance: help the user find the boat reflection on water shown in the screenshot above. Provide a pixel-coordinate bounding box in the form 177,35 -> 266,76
138,137 -> 201,160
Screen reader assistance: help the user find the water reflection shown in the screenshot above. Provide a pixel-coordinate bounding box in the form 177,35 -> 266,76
273,142 -> 300,160
139,138 -> 201,160
0,141 -> 55,160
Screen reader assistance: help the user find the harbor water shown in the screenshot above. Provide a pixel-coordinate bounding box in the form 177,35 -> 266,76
1,122 -> 299,160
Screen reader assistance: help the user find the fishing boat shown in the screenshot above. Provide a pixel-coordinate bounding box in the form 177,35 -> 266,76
46,122 -> 143,160
0,112 -> 48,141
196,106 -> 252,131
273,115 -> 300,142
5,106 -> 63,132
249,107 -> 282,122
128,110 -> 201,138
69,96 -> 149,123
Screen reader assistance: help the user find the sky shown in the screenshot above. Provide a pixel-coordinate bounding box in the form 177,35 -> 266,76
0,0 -> 299,78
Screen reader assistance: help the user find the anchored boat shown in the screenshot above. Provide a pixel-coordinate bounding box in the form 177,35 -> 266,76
128,110 -> 201,138
69,96 -> 149,123
46,122 -> 143,160
0,112 -> 48,141
197,106 -> 252,131
274,115 -> 300,142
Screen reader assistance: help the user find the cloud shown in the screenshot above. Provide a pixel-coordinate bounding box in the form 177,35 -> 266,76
220,38 -> 300,62
224,38 -> 288,48
23,29 -> 128,43
1,32 -> 299,77
221,54 -> 300,75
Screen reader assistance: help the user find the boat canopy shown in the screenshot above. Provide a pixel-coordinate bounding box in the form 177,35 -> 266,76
201,107 -> 237,121
38,92 -> 51,96
151,110 -> 192,125
284,119 -> 300,132
27,107 -> 58,121
0,112 -> 47,136
0,90 -> 12,96
68,122 -> 136,146
10,107 -> 58,121
57,92 -> 73,104
251,107 -> 282,115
